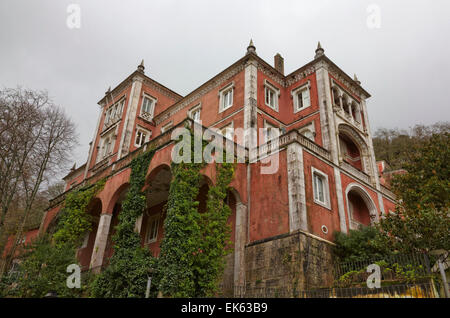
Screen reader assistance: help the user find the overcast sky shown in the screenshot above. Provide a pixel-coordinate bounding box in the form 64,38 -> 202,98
1,0 -> 449,168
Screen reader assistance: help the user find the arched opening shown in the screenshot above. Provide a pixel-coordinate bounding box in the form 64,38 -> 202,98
346,184 -> 377,230
339,132 -> 362,171
103,184 -> 129,266
77,197 -> 102,270
141,165 -> 172,256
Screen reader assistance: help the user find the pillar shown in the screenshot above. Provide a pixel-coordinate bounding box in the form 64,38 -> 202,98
89,213 -> 112,272
234,202 -> 247,290
287,142 -> 307,232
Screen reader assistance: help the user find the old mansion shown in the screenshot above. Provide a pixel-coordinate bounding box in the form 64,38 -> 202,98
32,41 -> 395,291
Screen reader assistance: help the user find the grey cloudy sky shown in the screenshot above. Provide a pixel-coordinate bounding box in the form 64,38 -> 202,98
1,0 -> 449,167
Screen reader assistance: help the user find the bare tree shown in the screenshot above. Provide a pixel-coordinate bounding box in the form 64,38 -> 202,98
0,87 -> 78,276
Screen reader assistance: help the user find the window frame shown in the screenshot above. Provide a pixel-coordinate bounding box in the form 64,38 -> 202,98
145,214 -> 160,244
264,80 -> 280,111
218,82 -> 235,113
311,167 -> 331,209
188,103 -> 202,123
140,94 -> 157,120
292,81 -> 311,113
134,127 -> 151,148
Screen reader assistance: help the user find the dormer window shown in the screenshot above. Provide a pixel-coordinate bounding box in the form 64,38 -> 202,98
292,82 -> 311,113
264,80 -> 280,111
219,82 -> 234,112
140,95 -> 156,121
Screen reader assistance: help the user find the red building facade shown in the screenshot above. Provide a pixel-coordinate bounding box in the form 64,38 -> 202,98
34,42 -> 396,287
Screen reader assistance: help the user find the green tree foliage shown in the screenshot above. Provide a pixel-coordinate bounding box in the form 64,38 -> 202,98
156,130 -> 235,297
0,235 -> 83,298
335,132 -> 450,260
53,180 -> 105,248
89,149 -> 156,297
373,122 -> 449,170
195,161 -> 235,296
333,226 -> 392,263
377,132 -> 450,254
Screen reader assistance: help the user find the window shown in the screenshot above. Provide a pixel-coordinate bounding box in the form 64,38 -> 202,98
141,95 -> 156,121
135,128 -> 150,147
292,83 -> 311,113
264,80 -> 279,111
161,122 -> 173,133
145,214 -> 160,244
104,98 -> 125,127
188,104 -> 202,123
312,167 -> 330,209
219,83 -> 234,112
102,137 -> 112,158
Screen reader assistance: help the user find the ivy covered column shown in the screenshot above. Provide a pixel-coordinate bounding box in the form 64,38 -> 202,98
89,212 -> 112,272
234,201 -> 247,289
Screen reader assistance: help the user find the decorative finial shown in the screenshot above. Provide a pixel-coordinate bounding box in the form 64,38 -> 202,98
137,59 -> 145,73
353,74 -> 361,85
314,41 -> 324,59
70,163 -> 76,171
246,39 -> 256,55
105,86 -> 111,95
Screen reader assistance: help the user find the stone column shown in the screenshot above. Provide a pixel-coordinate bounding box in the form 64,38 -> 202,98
315,63 -> 339,164
234,202 -> 247,290
117,75 -> 144,159
89,213 -> 112,272
287,142 -> 307,232
135,214 -> 144,233
360,98 -> 380,190
334,167 -> 348,233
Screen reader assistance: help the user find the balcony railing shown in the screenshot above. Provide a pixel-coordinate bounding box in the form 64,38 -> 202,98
341,160 -> 371,184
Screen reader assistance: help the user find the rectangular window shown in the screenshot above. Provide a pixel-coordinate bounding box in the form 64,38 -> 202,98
135,130 -> 147,147
264,80 -> 279,111
145,215 -> 160,244
219,83 -> 234,112
314,174 -> 325,203
312,167 -> 330,209
292,83 -> 311,113
142,97 -> 154,114
222,89 -> 233,110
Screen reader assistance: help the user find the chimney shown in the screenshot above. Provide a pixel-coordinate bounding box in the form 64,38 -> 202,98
274,53 -> 284,75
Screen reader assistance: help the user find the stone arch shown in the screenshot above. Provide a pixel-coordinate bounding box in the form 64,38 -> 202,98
338,123 -> 371,174
105,182 -> 130,215
78,197 -> 102,270
345,183 -> 378,230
